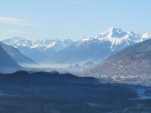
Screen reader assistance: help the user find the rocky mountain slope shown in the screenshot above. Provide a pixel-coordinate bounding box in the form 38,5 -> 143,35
90,39 -> 151,85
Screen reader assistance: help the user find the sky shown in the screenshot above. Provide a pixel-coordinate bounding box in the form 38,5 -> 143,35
0,0 -> 150,40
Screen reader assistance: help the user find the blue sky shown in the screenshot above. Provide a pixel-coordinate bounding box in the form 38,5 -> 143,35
0,0 -> 150,40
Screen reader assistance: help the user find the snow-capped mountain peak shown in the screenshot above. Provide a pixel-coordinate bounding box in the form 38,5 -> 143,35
92,27 -> 141,48
3,27 -> 151,53
104,27 -> 127,38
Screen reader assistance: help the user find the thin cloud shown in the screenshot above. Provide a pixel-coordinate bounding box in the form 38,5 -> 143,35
0,16 -> 32,26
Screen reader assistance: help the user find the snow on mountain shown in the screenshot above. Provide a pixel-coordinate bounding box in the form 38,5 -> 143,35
3,37 -> 76,52
4,37 -> 57,49
3,27 -> 151,65
142,32 -> 151,41
4,27 -> 149,50
0,42 -> 35,66
98,27 -> 141,45
81,27 -> 142,51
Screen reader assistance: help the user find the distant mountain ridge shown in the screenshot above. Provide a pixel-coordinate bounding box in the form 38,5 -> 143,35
3,27 -> 151,64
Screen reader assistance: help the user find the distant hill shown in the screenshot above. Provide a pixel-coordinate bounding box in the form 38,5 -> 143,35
90,39 -> 151,85
0,44 -> 21,73
0,42 -> 35,66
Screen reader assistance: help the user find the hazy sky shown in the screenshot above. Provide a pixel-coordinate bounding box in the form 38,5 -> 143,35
0,0 -> 150,40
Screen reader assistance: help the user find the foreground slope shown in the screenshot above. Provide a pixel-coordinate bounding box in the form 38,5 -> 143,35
0,71 -> 150,113
91,39 -> 151,84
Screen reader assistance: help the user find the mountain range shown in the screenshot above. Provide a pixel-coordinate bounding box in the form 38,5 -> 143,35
0,27 -> 151,112
3,27 -> 151,65
2,27 -> 151,81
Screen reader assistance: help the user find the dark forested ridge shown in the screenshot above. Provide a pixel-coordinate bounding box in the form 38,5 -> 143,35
0,71 -> 150,113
